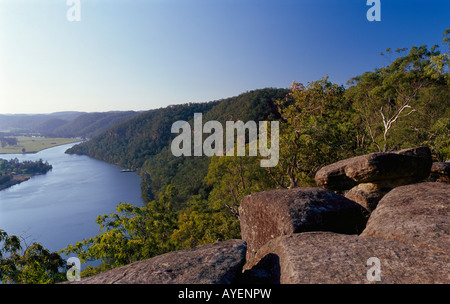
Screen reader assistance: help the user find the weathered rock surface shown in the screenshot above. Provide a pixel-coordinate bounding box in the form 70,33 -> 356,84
361,182 -> 450,254
68,239 -> 246,284
430,162 -> 450,183
315,147 -> 432,191
396,146 -> 433,162
239,187 -> 369,265
244,232 -> 450,284
344,178 -> 418,211
344,183 -> 388,211
314,159 -> 357,191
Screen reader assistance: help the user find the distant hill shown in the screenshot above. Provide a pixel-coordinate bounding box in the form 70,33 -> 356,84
36,118 -> 71,134
0,111 -> 140,138
51,111 -> 140,138
0,112 -> 85,133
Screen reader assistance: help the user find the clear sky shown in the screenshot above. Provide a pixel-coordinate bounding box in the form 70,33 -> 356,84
0,0 -> 449,114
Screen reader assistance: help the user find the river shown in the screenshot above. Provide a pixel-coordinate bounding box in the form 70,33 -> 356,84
0,142 -> 144,256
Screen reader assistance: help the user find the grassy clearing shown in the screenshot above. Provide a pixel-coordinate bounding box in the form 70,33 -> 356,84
0,136 -> 82,154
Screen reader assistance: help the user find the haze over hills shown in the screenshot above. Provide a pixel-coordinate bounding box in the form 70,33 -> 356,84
0,111 -> 141,138
0,112 -> 84,131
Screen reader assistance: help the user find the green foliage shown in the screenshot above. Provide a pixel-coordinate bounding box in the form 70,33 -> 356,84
142,147 -> 212,208
1,230 -> 66,284
171,195 -> 240,250
62,153 -> 274,275
66,102 -> 220,168
61,186 -> 178,275
346,38 -> 449,153
205,154 -> 275,217
428,117 -> 450,161
139,88 -> 289,205
0,158 -> 53,189
0,158 -> 52,176
272,77 -> 358,188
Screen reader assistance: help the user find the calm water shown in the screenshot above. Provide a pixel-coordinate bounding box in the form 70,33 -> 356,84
0,143 -> 144,254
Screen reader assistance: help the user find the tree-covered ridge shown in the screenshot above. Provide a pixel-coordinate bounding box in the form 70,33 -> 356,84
66,88 -> 288,169
140,88 -> 289,205
66,101 -> 222,168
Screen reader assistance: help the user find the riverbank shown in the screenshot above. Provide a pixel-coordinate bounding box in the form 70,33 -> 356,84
0,158 -> 53,191
0,136 -> 82,154
0,174 -> 33,191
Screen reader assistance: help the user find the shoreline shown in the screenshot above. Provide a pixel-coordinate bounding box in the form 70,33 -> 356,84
0,174 -> 32,191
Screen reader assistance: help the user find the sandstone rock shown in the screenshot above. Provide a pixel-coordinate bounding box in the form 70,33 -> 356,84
67,239 -> 246,284
344,183 -> 387,212
239,187 -> 369,265
244,232 -> 450,284
315,147 -> 432,191
344,178 -> 420,211
361,182 -> 450,254
430,162 -> 450,183
395,146 -> 432,159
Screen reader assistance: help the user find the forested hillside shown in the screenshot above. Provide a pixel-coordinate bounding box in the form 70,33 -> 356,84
66,88 -> 289,205
51,111 -> 139,138
66,101 -> 222,167
141,88 -> 289,205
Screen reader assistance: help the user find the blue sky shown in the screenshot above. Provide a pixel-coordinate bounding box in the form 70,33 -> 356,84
0,0 -> 449,114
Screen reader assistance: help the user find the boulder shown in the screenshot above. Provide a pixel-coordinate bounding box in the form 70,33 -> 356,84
430,162 -> 450,183
344,178 -> 420,211
344,183 -> 387,212
243,232 -> 450,284
67,239 -> 246,284
361,182 -> 450,254
239,187 -> 369,265
315,147 -> 432,191
396,146 -> 433,162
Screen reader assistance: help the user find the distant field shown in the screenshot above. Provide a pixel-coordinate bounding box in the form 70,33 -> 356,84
0,136 -> 82,154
